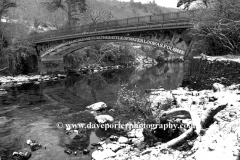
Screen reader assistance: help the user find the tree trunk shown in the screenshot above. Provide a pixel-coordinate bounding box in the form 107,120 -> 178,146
67,2 -> 72,27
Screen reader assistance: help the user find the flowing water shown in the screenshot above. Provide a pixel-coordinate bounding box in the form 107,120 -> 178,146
0,63 -> 183,160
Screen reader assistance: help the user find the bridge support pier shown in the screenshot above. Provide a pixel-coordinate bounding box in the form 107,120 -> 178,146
182,37 -> 195,86
182,59 -> 192,86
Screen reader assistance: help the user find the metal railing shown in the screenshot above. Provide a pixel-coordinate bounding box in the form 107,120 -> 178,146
29,10 -> 197,43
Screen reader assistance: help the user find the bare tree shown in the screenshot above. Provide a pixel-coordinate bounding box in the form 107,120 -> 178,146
181,0 -> 240,85
0,0 -> 16,17
42,0 -> 87,27
177,0 -> 209,10
192,0 -> 240,55
0,0 -> 16,53
80,0 -> 115,25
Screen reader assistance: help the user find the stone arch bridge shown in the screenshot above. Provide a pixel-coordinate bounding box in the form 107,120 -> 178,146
29,10 -> 197,81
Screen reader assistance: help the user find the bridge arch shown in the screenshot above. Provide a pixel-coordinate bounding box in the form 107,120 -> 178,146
40,36 -> 187,61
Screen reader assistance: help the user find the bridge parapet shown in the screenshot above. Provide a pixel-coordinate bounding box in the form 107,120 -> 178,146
29,10 -> 197,43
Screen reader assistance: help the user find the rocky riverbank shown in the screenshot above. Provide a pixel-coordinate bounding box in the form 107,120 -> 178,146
78,57 -> 240,160
70,82 -> 238,160
3,81 -> 239,160
0,74 -> 66,88
0,65 -> 127,90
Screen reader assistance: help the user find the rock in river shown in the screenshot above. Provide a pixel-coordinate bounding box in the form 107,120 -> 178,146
92,149 -> 116,160
86,102 -> 107,111
12,151 -> 32,160
118,136 -> 129,144
83,149 -> 90,155
95,115 -> 114,124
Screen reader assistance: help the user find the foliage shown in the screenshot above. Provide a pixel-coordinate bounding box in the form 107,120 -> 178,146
114,84 -> 154,123
191,0 -> 240,55
141,46 -> 159,59
3,41 -> 38,74
114,84 -> 175,125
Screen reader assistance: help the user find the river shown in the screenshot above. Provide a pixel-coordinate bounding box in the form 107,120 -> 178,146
0,63 -> 183,160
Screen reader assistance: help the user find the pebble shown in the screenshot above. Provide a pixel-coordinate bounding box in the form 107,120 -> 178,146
64,149 -> 72,155
208,143 -> 216,151
209,97 -> 218,102
100,137 -> 107,141
73,151 -> 77,155
229,111 -> 236,117
83,149 -> 90,155
97,147 -> 104,151
108,109 -> 115,112
91,143 -> 100,147
78,147 -> 84,150
98,141 -> 106,146
109,135 -> 118,141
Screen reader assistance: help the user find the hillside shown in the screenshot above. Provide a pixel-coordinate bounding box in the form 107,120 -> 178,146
1,0 -> 181,44
96,0 -> 180,19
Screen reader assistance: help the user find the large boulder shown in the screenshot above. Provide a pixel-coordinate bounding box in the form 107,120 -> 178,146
105,143 -> 122,152
118,136 -> 129,144
95,115 -> 114,124
92,149 -> 116,160
86,102 -> 107,111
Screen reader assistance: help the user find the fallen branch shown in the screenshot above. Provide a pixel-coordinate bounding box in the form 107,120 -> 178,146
201,100 -> 228,128
141,99 -> 228,155
161,108 -> 191,119
141,127 -> 194,155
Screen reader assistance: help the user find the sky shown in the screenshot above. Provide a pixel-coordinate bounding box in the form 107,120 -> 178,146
120,0 -> 179,8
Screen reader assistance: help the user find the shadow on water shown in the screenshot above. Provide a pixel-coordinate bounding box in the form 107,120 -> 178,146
0,63 -> 183,159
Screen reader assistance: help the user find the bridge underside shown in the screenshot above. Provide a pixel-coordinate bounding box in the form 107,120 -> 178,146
35,29 -> 192,73
41,38 -> 185,61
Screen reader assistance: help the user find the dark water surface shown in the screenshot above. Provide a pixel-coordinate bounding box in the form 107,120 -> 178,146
0,63 -> 183,160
